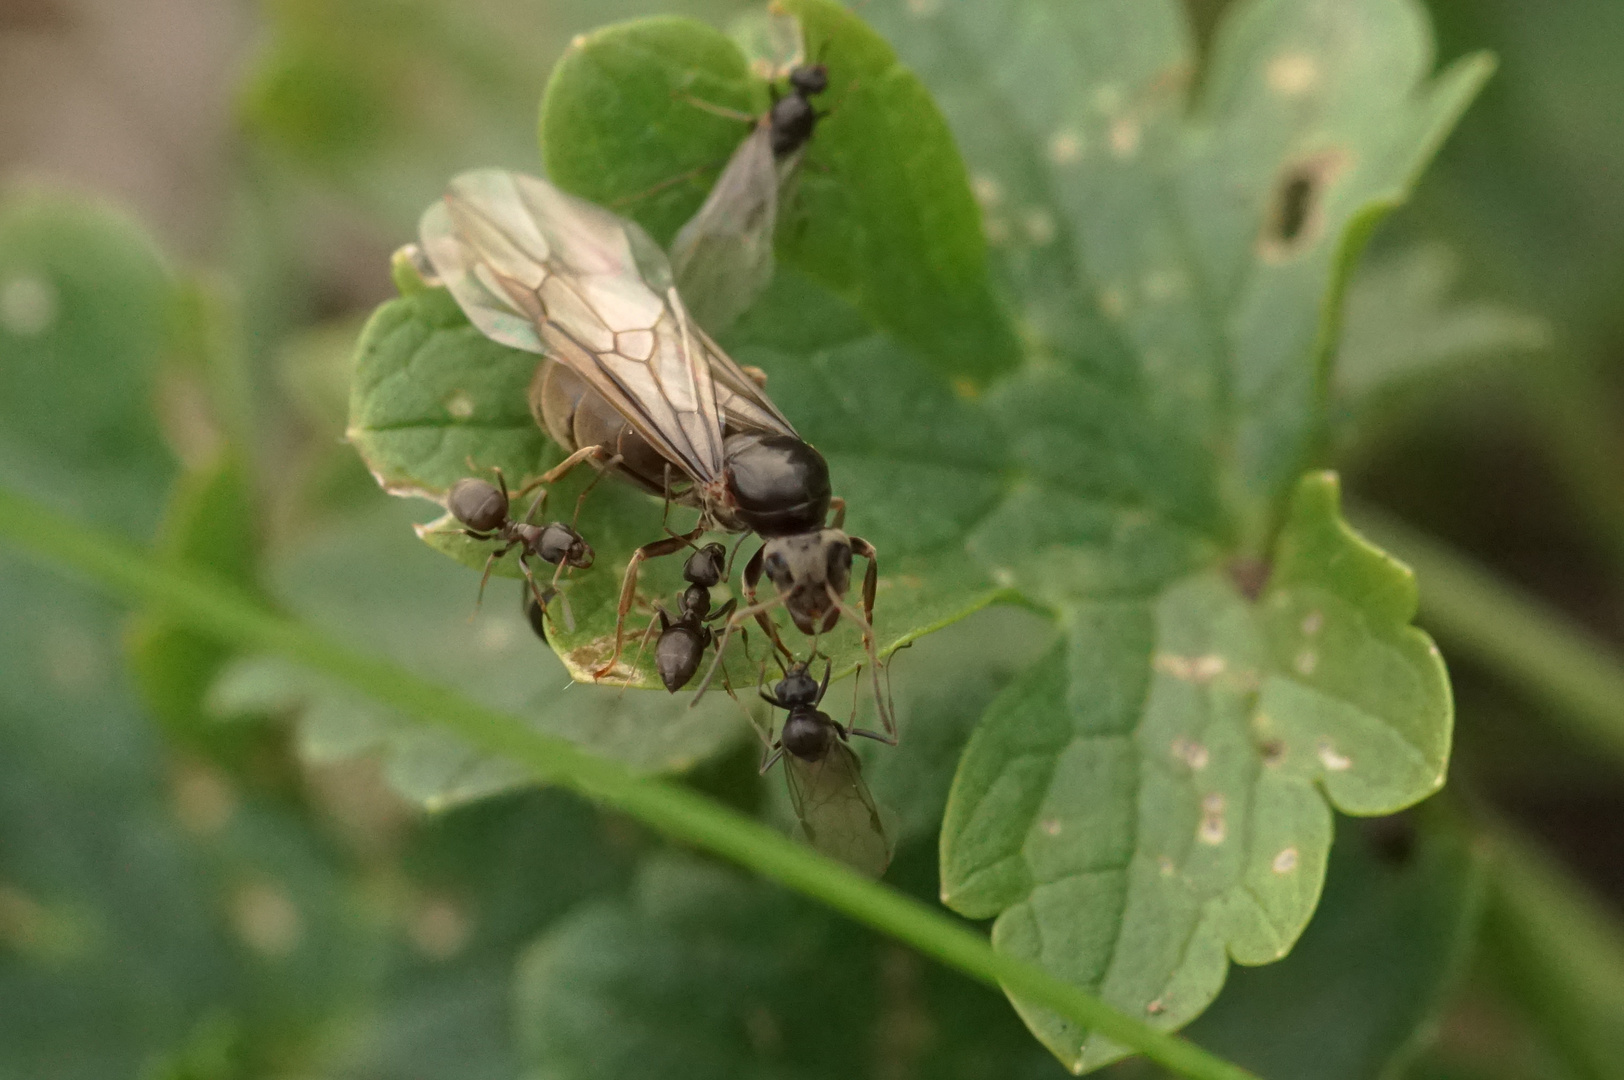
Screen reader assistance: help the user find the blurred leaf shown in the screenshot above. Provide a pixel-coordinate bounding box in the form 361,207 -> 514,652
539,0 -> 1021,382
1482,829 -> 1624,1080
1336,242 -> 1550,403
940,473 -> 1452,1071
211,498 -> 746,808
128,453 -> 269,761
513,853 -> 1067,1080
1176,808 -> 1485,1080
0,186 -> 380,1076
0,187 -> 178,536
278,314 -> 368,436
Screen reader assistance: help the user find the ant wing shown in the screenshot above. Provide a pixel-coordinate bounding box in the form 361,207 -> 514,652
733,8 -> 805,81
670,123 -> 778,337
420,169 -> 734,482
783,743 -> 892,878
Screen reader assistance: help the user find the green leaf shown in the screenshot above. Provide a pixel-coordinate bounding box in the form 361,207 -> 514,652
1482,828 -> 1624,1080
940,473 -> 1452,1071
1336,241 -> 1551,404
1178,808 -> 1485,1080
864,0 -> 1491,542
538,1 -> 1021,382
347,285 -> 557,498
0,187 -> 178,536
513,853 -> 1066,1080
210,497 -> 745,808
127,453 -> 268,760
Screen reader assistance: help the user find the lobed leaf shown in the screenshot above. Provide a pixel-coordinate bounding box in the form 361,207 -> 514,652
940,473 -> 1452,1070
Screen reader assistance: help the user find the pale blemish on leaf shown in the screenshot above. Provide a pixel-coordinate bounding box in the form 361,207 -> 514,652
1171,737 -> 1210,771
230,880 -> 302,958
1108,117 -> 1141,159
1266,52 -> 1319,96
1146,998 -> 1166,1015
1317,738 -> 1353,772
1198,793 -> 1227,845
1271,846 -> 1299,873
1023,209 -> 1058,246
0,274 -> 57,336
1047,129 -> 1083,164
1099,285 -> 1128,320
1154,652 -> 1226,684
1301,610 -> 1323,636
1141,269 -> 1187,303
1294,648 -> 1318,676
971,175 -> 1003,208
1042,818 -> 1062,837
408,897 -> 472,960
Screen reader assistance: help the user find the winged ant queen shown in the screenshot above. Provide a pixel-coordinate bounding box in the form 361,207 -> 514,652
404,163 -> 895,737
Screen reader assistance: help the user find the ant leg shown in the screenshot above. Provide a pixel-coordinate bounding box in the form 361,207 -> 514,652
851,536 -> 878,628
592,527 -> 705,680
540,444 -> 611,487
692,593 -> 788,705
706,597 -> 738,625
569,452 -> 623,529
741,545 -> 793,661
476,541 -> 520,608
620,606 -> 669,697
673,90 -> 756,125
519,553 -> 574,633
828,496 -> 846,530
610,161 -> 721,210
828,587 -> 897,745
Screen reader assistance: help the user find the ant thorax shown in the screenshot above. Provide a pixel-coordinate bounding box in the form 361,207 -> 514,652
759,528 -> 853,635
781,708 -> 835,761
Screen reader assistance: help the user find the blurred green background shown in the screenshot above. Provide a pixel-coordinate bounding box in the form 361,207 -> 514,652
2,1 -> 1623,1078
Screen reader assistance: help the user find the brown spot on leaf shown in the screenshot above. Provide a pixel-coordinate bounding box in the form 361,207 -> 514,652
1259,150 -> 1350,261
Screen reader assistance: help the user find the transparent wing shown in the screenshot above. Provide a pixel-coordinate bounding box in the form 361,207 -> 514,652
784,742 -> 892,878
670,123 -> 779,337
419,168 -> 731,481
732,8 -> 805,80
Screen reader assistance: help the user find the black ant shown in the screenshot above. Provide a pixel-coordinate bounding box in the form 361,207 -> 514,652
635,543 -> 739,692
446,471 -> 593,629
757,657 -> 892,876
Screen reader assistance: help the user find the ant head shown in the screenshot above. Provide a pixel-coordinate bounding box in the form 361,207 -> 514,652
773,657 -> 828,710
448,477 -> 508,532
536,522 -> 594,568
683,543 -> 727,588
759,530 -> 851,635
789,62 -> 828,97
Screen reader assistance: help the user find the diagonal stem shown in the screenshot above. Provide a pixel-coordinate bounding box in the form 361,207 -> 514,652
0,484 -> 1257,1080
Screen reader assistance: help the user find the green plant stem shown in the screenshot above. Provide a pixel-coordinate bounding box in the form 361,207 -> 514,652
0,484 -> 1255,1080
1481,824 -> 1624,1080
1350,502 -> 1624,770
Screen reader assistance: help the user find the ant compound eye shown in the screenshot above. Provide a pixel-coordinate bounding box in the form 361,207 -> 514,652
827,542 -> 851,580
570,539 -> 594,569
762,550 -> 790,583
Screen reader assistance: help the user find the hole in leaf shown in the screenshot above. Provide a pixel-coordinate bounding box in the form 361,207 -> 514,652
1258,150 -> 1348,261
